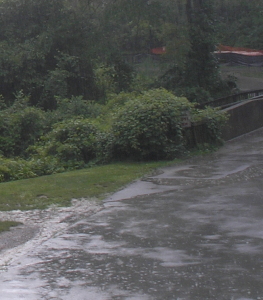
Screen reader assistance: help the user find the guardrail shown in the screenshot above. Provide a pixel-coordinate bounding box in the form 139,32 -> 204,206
198,89 -> 263,109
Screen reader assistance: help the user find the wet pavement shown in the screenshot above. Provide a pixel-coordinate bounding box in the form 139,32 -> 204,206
1,129 -> 263,300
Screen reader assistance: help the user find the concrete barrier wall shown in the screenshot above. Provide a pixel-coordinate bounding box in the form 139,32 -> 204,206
184,98 -> 263,147
221,98 -> 263,140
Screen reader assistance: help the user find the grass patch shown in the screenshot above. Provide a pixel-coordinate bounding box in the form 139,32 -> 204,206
220,64 -> 263,79
0,161 -> 174,211
0,221 -> 22,233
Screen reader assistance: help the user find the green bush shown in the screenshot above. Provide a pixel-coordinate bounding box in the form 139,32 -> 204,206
112,88 -> 193,160
192,106 -> 229,144
42,119 -> 96,164
33,118 -> 112,168
56,96 -> 103,119
13,107 -> 47,155
95,131 -> 115,164
0,105 -> 47,157
0,152 -> 64,183
105,92 -> 138,111
174,86 -> 212,104
0,156 -> 36,182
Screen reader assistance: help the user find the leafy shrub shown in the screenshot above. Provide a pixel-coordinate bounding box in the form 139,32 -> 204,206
192,106 -> 229,144
94,64 -> 117,99
0,163 -> 12,182
105,92 -> 138,111
0,156 -> 36,182
156,65 -> 185,91
56,96 -> 103,119
174,86 -> 212,104
0,104 -> 47,157
13,107 -> 47,154
95,131 -> 115,164
0,153 -> 64,183
112,88 -> 193,160
42,119 -> 95,164
32,118 -> 111,168
94,59 -> 134,99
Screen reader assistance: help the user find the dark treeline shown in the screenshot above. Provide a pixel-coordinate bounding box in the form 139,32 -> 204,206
0,0 -> 182,109
0,0 -> 262,108
215,0 -> 263,49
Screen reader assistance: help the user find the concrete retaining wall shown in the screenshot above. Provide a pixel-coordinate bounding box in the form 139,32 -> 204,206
184,97 -> 263,146
221,98 -> 263,140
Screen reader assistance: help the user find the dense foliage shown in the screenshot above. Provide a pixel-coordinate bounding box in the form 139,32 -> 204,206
0,0 -> 262,105
0,0 -> 259,182
215,0 -> 263,49
0,88 -> 228,182
112,89 -> 193,160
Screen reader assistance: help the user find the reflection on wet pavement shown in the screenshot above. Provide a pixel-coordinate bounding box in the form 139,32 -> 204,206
1,129 -> 263,299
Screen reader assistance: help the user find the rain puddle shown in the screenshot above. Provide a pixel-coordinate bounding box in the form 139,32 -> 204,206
0,198 -> 101,269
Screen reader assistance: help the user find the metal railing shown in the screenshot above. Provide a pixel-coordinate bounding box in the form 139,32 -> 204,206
198,89 -> 263,109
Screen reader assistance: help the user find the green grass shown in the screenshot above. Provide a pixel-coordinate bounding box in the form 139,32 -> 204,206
220,64 -> 263,79
0,221 -> 22,233
0,161 -> 174,212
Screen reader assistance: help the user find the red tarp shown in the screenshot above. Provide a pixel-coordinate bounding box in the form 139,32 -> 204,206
214,45 -> 263,66
216,45 -> 263,56
150,47 -> 166,55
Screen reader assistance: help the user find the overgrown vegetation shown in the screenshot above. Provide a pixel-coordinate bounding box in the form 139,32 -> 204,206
0,88 -> 228,183
0,0 -> 260,185
216,0 -> 263,49
112,89 -> 193,160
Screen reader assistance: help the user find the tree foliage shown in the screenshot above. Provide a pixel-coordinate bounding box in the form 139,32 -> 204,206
0,0 -> 262,107
0,93 -> 47,157
215,0 -> 263,49
185,0 -> 219,89
0,0 -> 259,182
0,0 -> 102,108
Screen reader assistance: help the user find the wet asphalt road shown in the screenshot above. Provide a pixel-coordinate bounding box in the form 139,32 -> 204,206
1,129 -> 263,300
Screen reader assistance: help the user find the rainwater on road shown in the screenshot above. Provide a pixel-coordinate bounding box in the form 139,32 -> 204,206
1,128 -> 263,300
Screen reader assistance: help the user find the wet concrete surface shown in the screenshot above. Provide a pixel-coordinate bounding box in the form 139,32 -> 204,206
1,129 -> 263,299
